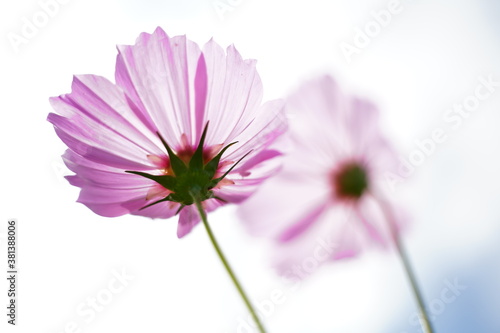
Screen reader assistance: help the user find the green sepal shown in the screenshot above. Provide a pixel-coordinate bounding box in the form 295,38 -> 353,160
212,150 -> 253,184
205,141 -> 238,177
175,204 -> 186,215
157,131 -> 188,176
127,122 -> 252,208
189,122 -> 209,170
212,195 -> 228,203
125,171 -> 177,191
138,194 -> 174,211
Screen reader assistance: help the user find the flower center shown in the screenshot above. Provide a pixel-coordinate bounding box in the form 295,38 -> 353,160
333,162 -> 368,199
126,123 -> 250,212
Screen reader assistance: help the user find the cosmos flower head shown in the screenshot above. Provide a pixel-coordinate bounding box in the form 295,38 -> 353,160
48,27 -> 286,237
239,75 -> 404,272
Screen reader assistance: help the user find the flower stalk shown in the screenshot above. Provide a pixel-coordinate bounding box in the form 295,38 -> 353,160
192,196 -> 267,333
372,193 -> 435,333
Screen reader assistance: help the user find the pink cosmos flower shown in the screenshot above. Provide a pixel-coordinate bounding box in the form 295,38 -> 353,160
48,27 -> 286,238
239,75 -> 404,271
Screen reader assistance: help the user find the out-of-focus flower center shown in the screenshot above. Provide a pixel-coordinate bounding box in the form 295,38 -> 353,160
332,162 -> 368,199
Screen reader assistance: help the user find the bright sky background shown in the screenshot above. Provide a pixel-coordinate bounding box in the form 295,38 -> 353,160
1,0 -> 500,332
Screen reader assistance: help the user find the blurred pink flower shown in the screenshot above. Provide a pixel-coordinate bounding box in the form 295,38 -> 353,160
48,27 -> 286,238
239,75 -> 404,272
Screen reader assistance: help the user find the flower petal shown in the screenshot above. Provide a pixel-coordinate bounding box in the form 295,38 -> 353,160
239,166 -> 330,237
224,99 -> 287,162
64,74 -> 164,155
201,40 -> 265,147
278,203 -> 329,242
62,150 -> 178,219
115,27 -> 203,149
48,100 -> 156,170
177,205 -> 200,238
176,199 -> 224,238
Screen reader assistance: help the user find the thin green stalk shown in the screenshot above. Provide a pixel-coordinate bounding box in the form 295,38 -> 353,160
193,198 -> 267,333
372,193 -> 435,333
394,233 -> 435,333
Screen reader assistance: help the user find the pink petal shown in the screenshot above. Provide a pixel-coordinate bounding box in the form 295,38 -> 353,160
131,201 -> 180,219
213,149 -> 285,204
201,40 -> 265,147
234,149 -> 282,176
48,103 -> 155,170
63,150 -> 178,219
115,27 -> 202,149
72,180 -> 179,219
239,166 -> 330,237
223,99 -> 287,162
177,205 -> 200,238
354,196 -> 390,247
214,183 -> 254,204
64,74 -> 164,155
278,203 -> 329,241
176,199 -> 224,238
193,53 -> 208,141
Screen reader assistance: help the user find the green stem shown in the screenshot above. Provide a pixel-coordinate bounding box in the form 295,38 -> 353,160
394,234 -> 435,333
372,193 -> 435,333
193,198 -> 267,333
